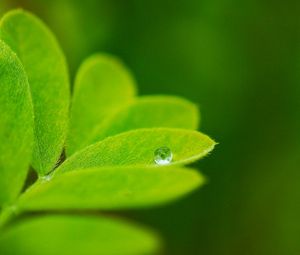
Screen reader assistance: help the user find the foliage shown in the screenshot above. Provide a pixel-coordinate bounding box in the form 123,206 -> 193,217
0,9 -> 215,255
0,40 -> 33,205
0,9 -> 69,175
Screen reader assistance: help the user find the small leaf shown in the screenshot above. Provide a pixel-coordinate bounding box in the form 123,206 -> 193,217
19,167 -> 203,210
56,128 -> 215,175
0,40 -> 33,206
87,95 -> 199,145
67,53 -> 136,156
0,9 -> 70,175
0,215 -> 159,255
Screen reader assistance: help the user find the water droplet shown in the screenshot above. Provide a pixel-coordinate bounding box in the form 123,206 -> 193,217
40,174 -> 52,182
154,146 -> 173,165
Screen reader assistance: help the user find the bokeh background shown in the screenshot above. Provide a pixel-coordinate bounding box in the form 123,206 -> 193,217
1,1 -> 300,254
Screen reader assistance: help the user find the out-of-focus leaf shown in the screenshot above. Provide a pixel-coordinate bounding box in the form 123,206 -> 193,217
0,215 -> 159,255
56,128 -> 216,175
67,53 -> 136,156
87,95 -> 199,144
19,167 -> 204,210
0,9 -> 70,175
0,40 -> 33,206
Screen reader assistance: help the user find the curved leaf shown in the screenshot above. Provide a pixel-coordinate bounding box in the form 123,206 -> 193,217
0,40 -> 33,206
0,9 -> 70,175
67,53 -> 136,156
56,128 -> 216,175
87,95 -> 199,144
0,215 -> 159,255
19,167 -> 204,210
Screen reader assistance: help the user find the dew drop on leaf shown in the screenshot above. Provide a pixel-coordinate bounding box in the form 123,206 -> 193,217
40,174 -> 52,182
154,146 -> 173,165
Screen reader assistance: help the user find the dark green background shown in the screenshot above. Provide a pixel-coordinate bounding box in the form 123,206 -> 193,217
1,1 -> 300,254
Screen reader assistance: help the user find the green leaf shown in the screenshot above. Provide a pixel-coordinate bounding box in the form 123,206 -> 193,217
0,215 -> 159,255
56,128 -> 215,175
0,40 -> 33,206
19,167 -> 204,210
87,95 -> 199,145
67,53 -> 136,156
0,9 -> 70,175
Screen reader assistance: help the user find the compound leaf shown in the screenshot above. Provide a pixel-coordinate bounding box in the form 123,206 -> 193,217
0,9 -> 70,175
0,215 -> 159,255
67,54 -> 136,156
56,128 -> 215,175
0,40 -> 33,206
87,95 -> 199,145
19,166 -> 203,210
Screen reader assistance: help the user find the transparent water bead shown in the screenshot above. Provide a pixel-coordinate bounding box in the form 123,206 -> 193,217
154,146 -> 173,165
40,174 -> 52,183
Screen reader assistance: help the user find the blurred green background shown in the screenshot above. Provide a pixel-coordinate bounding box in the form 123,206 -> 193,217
1,0 -> 299,254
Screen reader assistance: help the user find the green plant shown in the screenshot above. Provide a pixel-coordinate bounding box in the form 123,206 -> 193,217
0,9 -> 216,255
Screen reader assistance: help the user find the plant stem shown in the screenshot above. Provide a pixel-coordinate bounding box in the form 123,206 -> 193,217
0,178 -> 45,230
0,205 -> 18,230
